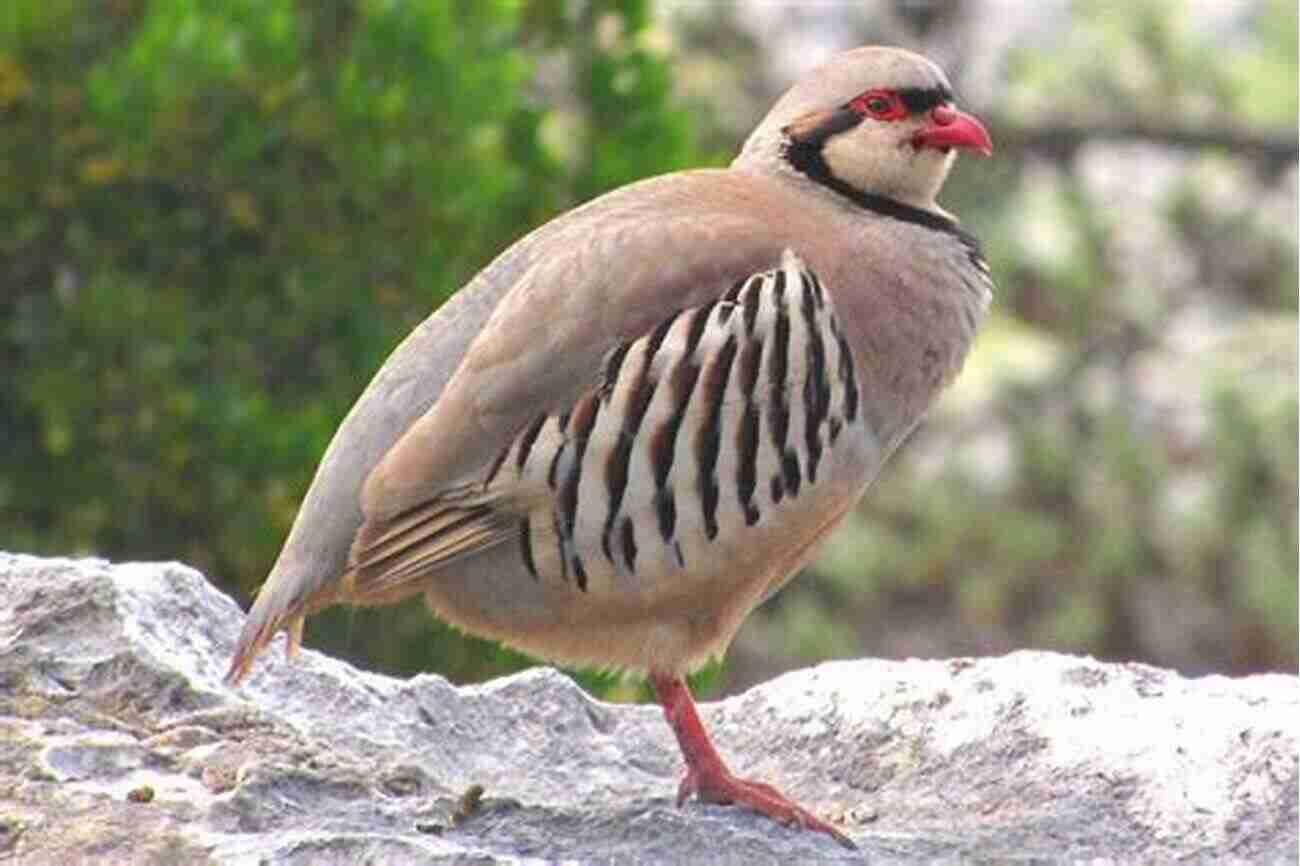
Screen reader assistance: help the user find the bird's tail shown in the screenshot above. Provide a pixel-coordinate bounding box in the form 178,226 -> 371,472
224,569 -> 344,685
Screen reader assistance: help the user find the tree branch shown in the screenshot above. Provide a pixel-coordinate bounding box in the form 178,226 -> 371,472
992,117 -> 1298,166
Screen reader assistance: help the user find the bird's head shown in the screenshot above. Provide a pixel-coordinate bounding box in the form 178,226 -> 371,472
738,46 -> 992,215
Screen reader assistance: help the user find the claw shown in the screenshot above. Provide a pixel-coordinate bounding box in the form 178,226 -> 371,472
675,771 -> 694,807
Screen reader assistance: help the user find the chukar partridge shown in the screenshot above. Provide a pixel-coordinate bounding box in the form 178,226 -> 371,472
227,45 -> 993,848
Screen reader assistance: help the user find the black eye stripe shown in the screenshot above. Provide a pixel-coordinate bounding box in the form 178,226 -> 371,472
895,85 -> 952,113
815,108 -> 864,139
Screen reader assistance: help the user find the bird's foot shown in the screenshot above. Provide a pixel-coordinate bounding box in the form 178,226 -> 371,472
676,763 -> 856,849
651,672 -> 855,849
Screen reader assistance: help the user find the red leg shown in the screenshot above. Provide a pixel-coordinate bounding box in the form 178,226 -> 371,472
650,673 -> 855,849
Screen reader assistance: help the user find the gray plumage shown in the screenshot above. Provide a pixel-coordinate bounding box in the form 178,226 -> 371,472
227,43 -> 992,705
225,44 -> 994,848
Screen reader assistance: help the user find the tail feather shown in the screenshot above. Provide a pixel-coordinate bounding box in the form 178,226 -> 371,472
225,491 -> 521,686
224,575 -> 341,685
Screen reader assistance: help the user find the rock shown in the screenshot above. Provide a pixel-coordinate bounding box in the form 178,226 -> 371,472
0,552 -> 1295,864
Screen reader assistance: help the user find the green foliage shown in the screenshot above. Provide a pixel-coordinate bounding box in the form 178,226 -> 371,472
1,0 -> 700,695
3,0 -> 1293,701
808,343 -> 1296,676
1228,0 -> 1299,123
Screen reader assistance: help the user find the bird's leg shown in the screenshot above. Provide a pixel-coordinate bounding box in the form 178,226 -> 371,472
650,673 -> 855,849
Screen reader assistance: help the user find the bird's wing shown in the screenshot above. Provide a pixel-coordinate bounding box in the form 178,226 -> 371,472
347,204 -> 802,608
343,243 -> 870,679
223,171 -> 808,683
362,213 -> 795,514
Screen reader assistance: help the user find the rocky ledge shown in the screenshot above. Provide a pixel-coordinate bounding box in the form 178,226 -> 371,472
0,553 -> 1295,864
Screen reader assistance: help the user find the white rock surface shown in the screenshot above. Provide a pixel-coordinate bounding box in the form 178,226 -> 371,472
0,552 -> 1295,864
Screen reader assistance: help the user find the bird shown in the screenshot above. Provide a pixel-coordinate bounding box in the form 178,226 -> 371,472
226,45 -> 993,849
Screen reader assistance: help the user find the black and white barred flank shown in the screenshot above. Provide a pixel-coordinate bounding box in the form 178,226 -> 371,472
486,251 -> 865,593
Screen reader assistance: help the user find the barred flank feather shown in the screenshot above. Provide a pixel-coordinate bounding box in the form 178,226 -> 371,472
345,251 -> 864,604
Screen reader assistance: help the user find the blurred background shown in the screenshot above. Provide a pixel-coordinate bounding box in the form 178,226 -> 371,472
3,0 -> 1295,700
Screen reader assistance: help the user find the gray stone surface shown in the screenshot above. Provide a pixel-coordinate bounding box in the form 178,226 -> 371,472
0,552 -> 1295,864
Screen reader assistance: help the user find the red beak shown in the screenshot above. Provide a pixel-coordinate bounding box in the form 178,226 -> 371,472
913,104 -> 993,156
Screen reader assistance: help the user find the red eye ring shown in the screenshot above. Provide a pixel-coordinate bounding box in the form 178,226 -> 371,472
849,89 -> 907,121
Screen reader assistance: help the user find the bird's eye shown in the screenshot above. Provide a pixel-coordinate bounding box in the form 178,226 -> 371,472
849,90 -> 906,121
